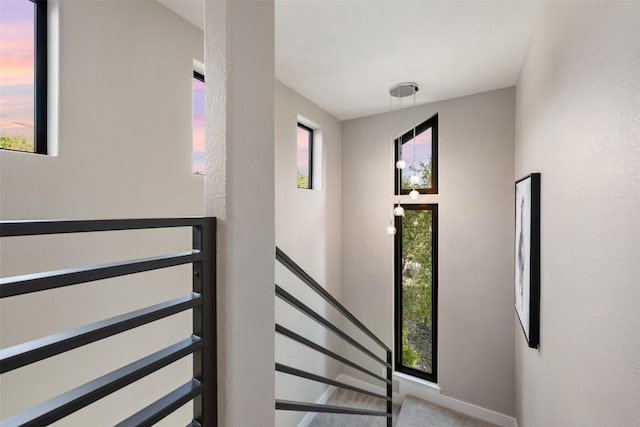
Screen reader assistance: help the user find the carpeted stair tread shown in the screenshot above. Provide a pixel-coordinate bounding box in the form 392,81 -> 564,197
307,388 -> 400,427
395,395 -> 497,427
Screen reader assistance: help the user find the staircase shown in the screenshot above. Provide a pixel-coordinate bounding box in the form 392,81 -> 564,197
395,396 -> 496,427
307,391 -> 496,427
274,248 -> 393,425
273,248 -> 496,427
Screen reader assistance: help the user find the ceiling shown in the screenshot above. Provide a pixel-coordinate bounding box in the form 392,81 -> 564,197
158,0 -> 540,121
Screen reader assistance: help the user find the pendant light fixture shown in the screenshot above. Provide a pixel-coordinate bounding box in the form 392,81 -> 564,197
387,82 -> 419,234
386,219 -> 397,235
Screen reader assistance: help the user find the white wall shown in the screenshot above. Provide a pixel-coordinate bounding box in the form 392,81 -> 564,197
341,88 -> 516,416
515,2 -> 640,426
274,80 -> 343,426
204,1 -> 276,426
0,0 -> 203,424
275,80 -> 342,285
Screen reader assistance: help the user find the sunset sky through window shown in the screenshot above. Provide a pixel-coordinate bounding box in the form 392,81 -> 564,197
0,0 -> 35,146
297,126 -> 310,176
401,128 -> 432,188
193,76 -> 205,174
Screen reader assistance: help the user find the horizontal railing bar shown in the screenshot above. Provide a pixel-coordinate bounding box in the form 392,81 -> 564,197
0,218 -> 206,237
275,324 -> 390,385
276,247 -> 390,352
115,379 -> 203,427
275,400 -> 390,417
275,284 -> 390,368
0,250 -> 201,298
0,293 -> 202,374
0,336 -> 202,427
276,363 -> 391,402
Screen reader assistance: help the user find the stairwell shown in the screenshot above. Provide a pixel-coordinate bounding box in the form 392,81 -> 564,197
306,389 -> 497,427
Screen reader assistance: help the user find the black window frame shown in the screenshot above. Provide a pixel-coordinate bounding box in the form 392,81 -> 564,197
296,122 -> 313,190
33,0 -> 47,154
394,203 -> 438,383
394,114 -> 438,195
1,0 -> 48,154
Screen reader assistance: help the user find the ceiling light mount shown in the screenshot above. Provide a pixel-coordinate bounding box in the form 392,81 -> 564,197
389,82 -> 419,98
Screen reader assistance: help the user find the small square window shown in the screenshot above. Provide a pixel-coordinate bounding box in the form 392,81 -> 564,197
0,0 -> 47,154
297,123 -> 313,189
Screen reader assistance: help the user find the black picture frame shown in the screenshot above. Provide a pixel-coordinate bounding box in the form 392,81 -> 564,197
514,173 -> 540,349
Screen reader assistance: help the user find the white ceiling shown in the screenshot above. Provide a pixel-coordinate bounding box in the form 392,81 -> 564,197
158,0 -> 540,121
157,0 -> 204,29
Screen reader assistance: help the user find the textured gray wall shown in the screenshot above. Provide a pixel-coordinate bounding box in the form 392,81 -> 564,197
515,2 -> 640,426
205,0 -> 275,426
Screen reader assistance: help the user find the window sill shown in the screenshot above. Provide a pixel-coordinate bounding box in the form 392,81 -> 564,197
393,371 -> 441,393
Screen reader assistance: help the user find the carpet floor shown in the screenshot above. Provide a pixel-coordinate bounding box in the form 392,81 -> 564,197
306,389 -> 497,427
395,395 -> 497,427
307,388 -> 400,427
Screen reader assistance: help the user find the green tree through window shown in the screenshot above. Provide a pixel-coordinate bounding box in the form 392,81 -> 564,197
395,204 -> 438,381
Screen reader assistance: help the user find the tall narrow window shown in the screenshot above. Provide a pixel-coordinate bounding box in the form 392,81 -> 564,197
0,0 -> 47,154
192,71 -> 205,175
395,114 -> 438,194
395,204 -> 438,382
296,123 -> 313,189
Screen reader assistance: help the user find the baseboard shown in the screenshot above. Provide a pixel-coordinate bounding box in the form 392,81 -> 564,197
335,373 -> 517,427
295,383 -> 336,427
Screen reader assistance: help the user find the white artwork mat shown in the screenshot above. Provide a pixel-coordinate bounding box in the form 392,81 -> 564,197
515,178 -> 531,339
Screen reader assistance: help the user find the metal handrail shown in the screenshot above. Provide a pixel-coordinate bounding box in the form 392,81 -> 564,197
276,285 -> 390,367
276,247 -> 390,352
275,247 -> 393,426
0,218 -> 216,427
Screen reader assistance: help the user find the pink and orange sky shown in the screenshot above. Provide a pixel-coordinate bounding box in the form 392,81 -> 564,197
400,127 -> 433,188
192,77 -> 205,174
297,126 -> 310,177
0,0 -> 35,142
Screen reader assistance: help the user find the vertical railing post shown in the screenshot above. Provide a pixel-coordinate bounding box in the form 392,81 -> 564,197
387,350 -> 392,426
193,218 -> 217,426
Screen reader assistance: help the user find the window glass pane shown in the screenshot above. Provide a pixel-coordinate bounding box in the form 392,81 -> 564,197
192,75 -> 205,175
400,127 -> 432,191
401,208 -> 434,375
0,0 -> 35,152
297,125 -> 311,189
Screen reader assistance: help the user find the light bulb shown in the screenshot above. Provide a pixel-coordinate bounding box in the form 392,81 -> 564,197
409,174 -> 420,185
393,205 -> 405,216
409,189 -> 419,200
386,224 -> 397,235
396,160 -> 406,170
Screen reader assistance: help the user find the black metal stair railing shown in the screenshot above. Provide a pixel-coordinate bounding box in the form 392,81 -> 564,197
275,247 -> 393,426
0,218 -> 216,427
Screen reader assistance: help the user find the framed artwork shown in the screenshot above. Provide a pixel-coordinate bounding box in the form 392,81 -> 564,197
515,173 -> 540,348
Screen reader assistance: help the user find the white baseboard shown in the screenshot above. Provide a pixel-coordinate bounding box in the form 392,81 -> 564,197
295,383 -> 336,427
335,373 -> 517,427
